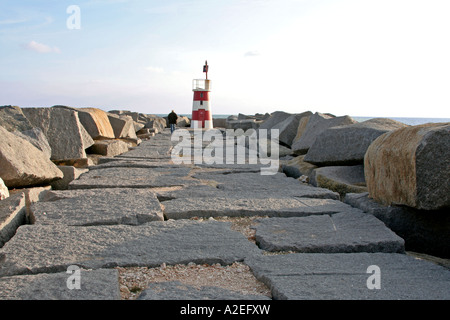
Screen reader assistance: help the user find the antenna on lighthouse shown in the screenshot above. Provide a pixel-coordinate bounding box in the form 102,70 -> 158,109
203,60 -> 208,80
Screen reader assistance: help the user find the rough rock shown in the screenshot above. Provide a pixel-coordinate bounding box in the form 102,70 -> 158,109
176,116 -> 191,127
0,126 -> 63,188
0,269 -> 120,300
271,111 -> 313,147
0,105 -> 33,132
191,171 -> 339,200
50,166 -> 89,190
0,220 -> 260,277
137,281 -> 270,300
304,118 -> 407,165
13,127 -> 52,159
0,192 -> 26,247
344,192 -> 450,258
226,119 -> 259,130
76,107 -> 115,139
107,113 -> 138,141
30,188 -> 164,225
246,253 -> 450,300
281,155 -> 317,179
68,166 -> 198,189
0,177 -> 9,200
310,165 -> 367,197
22,107 -> 94,160
163,197 -> 354,219
87,139 -> 129,157
253,211 -> 404,253
364,123 -> 450,210
291,112 -> 357,154
258,111 -> 292,130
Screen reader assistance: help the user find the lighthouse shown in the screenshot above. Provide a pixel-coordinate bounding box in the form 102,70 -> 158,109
191,60 -> 213,129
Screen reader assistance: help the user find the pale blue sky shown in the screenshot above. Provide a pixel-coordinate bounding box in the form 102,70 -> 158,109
1,0 -> 449,118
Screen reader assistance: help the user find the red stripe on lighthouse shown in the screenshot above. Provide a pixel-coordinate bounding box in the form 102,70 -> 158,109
193,91 -> 210,101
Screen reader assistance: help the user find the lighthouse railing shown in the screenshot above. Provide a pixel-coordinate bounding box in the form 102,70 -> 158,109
193,79 -> 211,91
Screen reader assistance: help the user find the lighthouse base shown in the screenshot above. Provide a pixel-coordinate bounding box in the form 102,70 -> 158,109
191,120 -> 213,129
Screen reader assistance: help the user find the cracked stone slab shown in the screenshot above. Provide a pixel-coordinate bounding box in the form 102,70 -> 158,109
68,166 -> 199,189
163,197 -> 357,219
246,253 -> 450,300
117,139 -> 173,159
253,211 -> 405,253
137,281 -> 270,300
0,268 -> 120,300
191,172 -> 339,200
0,220 -> 261,277
30,188 -> 164,226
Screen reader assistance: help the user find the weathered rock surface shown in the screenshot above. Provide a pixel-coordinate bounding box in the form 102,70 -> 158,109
69,166 -> 197,189
13,127 -> 52,159
281,155 -> 317,179
364,123 -> 450,210
291,112 -> 357,154
0,220 -> 260,277
304,118 -> 407,165
246,253 -> 450,299
163,197 -> 354,219
31,188 -> 164,225
0,193 -> 26,247
0,126 -> 63,188
137,281 -> 270,300
107,113 -> 138,141
344,192 -> 450,258
271,111 -> 313,147
22,107 -> 94,160
253,211 -> 404,253
0,178 -> 9,200
0,105 -> 33,132
87,139 -> 129,157
258,111 -> 292,130
76,107 -> 115,139
50,166 -> 89,190
0,269 -> 120,300
310,165 -> 367,197
191,171 -> 339,200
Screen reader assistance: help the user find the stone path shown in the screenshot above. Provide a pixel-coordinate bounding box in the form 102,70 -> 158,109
0,129 -> 449,300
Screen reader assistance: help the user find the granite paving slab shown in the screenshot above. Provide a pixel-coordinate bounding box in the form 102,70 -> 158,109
0,220 -> 261,277
0,268 -> 120,300
30,188 -> 164,226
253,211 -> 405,253
191,172 -> 339,199
137,281 -> 270,300
68,166 -> 199,189
245,253 -> 450,300
163,197 -> 358,219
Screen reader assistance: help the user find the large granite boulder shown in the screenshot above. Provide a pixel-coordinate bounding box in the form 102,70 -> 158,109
0,106 -> 52,158
304,118 -> 407,165
76,107 -> 115,139
22,107 -> 94,160
291,113 -> 357,154
0,105 -> 33,132
13,128 -> 52,159
0,126 -> 63,188
310,165 -> 367,197
259,111 -> 292,130
364,123 -> 450,210
271,111 -> 312,147
107,113 -> 138,141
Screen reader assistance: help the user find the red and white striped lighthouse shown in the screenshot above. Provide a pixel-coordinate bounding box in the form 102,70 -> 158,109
191,60 -> 213,129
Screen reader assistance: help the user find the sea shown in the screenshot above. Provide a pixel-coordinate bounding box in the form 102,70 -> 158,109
156,114 -> 450,126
